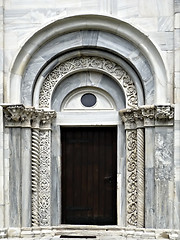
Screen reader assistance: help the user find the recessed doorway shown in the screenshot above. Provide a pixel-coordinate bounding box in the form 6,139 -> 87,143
61,127 -> 117,225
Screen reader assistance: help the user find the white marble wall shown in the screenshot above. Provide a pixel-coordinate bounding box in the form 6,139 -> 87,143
0,0 -> 180,232
174,0 -> 180,230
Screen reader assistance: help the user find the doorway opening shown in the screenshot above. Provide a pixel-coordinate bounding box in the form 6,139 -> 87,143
61,127 -> 117,225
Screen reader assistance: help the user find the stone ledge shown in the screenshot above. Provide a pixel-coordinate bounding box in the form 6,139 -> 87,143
0,226 -> 180,240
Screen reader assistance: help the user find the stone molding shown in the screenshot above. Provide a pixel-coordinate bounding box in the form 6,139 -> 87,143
39,56 -> 138,108
2,104 -> 56,129
1,226 -> 180,239
119,105 -> 174,129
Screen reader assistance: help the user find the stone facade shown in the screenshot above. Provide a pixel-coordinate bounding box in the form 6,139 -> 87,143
0,0 -> 180,239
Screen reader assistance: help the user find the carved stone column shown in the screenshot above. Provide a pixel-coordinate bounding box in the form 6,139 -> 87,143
38,111 -> 56,226
120,105 -> 174,228
134,110 -> 145,228
2,104 -> 56,227
120,109 -> 138,227
31,109 -> 43,226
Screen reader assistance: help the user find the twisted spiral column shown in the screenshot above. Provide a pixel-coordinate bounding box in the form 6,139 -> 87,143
31,128 -> 40,226
137,128 -> 145,227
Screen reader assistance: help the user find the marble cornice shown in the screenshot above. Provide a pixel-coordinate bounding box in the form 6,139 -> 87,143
1,104 -> 56,128
119,105 -> 174,129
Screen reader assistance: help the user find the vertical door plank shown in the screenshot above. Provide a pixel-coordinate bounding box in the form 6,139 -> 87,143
61,127 -> 117,225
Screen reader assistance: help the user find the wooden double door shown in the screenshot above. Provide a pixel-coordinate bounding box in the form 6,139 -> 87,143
61,127 -> 117,225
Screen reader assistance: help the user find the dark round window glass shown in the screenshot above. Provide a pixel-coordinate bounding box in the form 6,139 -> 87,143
81,93 -> 97,107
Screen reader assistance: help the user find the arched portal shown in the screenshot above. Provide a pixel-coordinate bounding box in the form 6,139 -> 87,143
2,15 -> 174,230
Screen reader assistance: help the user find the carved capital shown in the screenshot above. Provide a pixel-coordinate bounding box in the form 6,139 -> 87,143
119,109 -> 136,129
155,105 -> 174,124
2,104 -> 33,127
31,109 -> 44,128
3,104 -> 25,122
141,105 -> 155,126
2,104 -> 56,128
120,105 -> 174,129
40,110 -> 56,129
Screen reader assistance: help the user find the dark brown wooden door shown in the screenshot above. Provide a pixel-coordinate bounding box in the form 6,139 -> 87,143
61,127 -> 117,225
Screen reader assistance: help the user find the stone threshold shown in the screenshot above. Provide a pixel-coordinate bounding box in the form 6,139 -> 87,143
0,226 -> 180,239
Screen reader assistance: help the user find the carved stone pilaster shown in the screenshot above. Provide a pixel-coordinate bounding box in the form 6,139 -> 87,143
119,105 -> 174,228
126,130 -> 138,226
2,104 -> 56,227
39,130 -> 51,226
31,109 -> 56,226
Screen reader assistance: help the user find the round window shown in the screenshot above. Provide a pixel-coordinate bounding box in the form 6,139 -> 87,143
81,93 -> 97,107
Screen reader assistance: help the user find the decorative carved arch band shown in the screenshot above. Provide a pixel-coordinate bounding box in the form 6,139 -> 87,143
39,56 -> 138,109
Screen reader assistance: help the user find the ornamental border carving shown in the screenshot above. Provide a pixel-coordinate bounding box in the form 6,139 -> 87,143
2,104 -> 174,227
2,104 -> 56,227
39,56 -> 138,108
120,104 -> 174,227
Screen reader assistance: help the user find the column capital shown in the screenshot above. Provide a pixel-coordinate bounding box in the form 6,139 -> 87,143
1,104 -> 56,128
119,105 -> 174,129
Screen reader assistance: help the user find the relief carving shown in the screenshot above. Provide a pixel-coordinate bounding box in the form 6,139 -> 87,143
120,105 -> 174,227
2,104 -> 56,128
2,105 -> 56,226
126,130 -> 138,226
31,128 -> 40,226
39,130 -> 51,226
155,105 -> 174,121
120,105 -> 174,129
39,57 -> 138,108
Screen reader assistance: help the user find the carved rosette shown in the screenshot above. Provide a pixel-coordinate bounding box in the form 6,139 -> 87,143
39,56 -> 138,108
120,105 -> 174,227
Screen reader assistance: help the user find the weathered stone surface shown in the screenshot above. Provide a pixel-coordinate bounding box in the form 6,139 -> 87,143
0,0 -> 180,238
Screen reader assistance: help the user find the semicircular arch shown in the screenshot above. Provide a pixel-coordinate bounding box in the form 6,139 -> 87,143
8,15 -> 168,106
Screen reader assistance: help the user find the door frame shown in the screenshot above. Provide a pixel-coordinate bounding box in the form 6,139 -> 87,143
51,111 -> 125,226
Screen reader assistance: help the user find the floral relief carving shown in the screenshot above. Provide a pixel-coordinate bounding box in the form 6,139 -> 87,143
39,57 -> 138,108
119,105 -> 174,227
120,105 -> 174,129
126,130 -> 138,226
39,130 -> 51,226
155,105 -> 174,121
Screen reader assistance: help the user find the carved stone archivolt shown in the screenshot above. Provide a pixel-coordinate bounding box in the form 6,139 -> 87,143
39,56 -> 138,108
